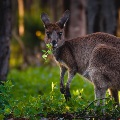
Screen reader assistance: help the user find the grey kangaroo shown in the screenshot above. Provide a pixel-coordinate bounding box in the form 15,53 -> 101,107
41,10 -> 120,105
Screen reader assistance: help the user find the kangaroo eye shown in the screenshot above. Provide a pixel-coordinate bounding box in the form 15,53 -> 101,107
46,32 -> 51,38
46,32 -> 50,35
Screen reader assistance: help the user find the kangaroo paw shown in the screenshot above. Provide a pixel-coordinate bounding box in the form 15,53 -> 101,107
64,88 -> 71,101
60,86 -> 65,94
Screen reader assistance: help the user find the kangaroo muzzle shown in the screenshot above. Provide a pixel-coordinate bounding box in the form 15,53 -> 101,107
51,40 -> 57,48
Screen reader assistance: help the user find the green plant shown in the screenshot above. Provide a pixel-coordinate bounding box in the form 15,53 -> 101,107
0,80 -> 13,119
0,67 -> 119,119
42,43 -> 52,62
1,80 -> 120,120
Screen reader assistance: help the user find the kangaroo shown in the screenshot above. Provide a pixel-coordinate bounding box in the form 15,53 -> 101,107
41,10 -> 120,105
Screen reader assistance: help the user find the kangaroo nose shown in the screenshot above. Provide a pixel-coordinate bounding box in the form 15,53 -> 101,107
52,40 -> 56,44
52,40 -> 57,46
52,40 -> 57,47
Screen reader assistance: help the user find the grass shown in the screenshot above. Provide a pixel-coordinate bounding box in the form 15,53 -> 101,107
0,66 -> 120,120
8,66 -> 94,100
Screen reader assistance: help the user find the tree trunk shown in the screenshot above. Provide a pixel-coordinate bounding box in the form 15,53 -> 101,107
50,0 -> 58,22
49,0 -> 62,23
62,0 -> 70,38
87,0 -> 117,35
0,0 -> 11,82
116,0 -> 120,36
69,0 -> 86,39
24,0 -> 33,12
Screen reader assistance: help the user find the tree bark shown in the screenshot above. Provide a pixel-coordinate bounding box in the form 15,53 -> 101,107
116,0 -> 120,36
49,0 -> 62,23
62,0 -> 70,38
87,0 -> 117,35
69,0 -> 86,39
0,0 -> 11,82
24,0 -> 33,12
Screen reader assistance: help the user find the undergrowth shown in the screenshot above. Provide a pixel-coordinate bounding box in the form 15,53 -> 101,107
0,66 -> 120,119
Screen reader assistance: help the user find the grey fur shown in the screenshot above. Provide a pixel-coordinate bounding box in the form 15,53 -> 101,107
41,11 -> 120,104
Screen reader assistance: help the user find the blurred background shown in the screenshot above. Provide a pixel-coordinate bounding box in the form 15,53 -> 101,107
1,0 -> 120,70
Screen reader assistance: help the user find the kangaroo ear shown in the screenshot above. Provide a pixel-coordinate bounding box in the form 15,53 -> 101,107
56,10 -> 70,29
41,13 -> 50,27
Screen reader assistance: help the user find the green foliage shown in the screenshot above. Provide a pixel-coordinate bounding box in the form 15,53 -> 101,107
42,44 -> 52,62
0,67 -> 120,119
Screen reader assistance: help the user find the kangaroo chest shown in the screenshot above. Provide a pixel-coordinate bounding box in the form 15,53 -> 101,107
53,55 -> 69,69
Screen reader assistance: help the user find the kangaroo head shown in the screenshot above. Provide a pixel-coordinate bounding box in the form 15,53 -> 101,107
41,10 -> 70,48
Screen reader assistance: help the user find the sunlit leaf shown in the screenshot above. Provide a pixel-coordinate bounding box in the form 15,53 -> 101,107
42,50 -> 46,53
